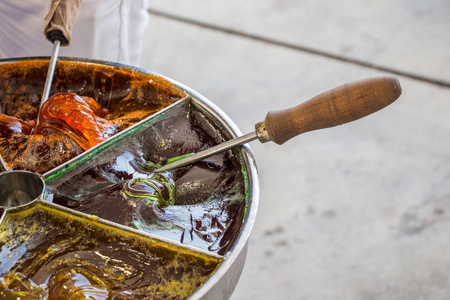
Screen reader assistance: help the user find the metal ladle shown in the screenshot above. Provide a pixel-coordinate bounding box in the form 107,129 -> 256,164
0,170 -> 45,209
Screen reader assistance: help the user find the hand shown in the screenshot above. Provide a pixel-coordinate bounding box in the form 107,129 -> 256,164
44,0 -> 82,45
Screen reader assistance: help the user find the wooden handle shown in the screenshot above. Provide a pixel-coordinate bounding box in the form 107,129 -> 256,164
263,76 -> 402,145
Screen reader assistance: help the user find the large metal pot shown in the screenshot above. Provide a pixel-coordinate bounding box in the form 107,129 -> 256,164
0,57 -> 259,299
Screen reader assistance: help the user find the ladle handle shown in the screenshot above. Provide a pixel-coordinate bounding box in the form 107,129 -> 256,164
263,76 -> 402,145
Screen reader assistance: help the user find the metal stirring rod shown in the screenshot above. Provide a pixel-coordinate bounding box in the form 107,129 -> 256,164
154,132 -> 259,173
0,155 -> 8,172
154,76 -> 402,173
37,39 -> 61,125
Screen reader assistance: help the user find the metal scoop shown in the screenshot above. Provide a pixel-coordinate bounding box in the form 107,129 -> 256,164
155,76 -> 402,172
0,170 -> 45,209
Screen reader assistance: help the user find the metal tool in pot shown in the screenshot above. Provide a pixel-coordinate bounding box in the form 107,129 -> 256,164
155,76 -> 402,172
0,170 -> 45,209
37,0 -> 81,125
39,33 -> 63,109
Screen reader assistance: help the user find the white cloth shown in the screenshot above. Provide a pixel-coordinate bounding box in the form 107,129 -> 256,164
0,0 -> 149,66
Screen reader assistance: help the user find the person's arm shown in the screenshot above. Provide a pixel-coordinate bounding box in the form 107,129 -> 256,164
44,0 -> 82,45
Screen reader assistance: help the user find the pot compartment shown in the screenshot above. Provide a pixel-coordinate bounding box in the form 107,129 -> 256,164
45,99 -> 249,255
0,58 -> 186,174
0,201 -> 223,299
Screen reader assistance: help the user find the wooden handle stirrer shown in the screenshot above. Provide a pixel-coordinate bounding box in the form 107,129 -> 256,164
155,76 -> 402,172
263,76 -> 401,144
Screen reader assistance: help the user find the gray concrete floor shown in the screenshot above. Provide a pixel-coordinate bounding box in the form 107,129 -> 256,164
139,1 -> 450,299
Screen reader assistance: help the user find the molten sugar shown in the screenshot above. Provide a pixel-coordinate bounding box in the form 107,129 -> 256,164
0,202 -> 222,299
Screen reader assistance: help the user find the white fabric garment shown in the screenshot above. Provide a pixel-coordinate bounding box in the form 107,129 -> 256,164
0,0 -> 149,66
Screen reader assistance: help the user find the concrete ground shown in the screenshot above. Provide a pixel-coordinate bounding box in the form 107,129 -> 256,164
139,1 -> 450,299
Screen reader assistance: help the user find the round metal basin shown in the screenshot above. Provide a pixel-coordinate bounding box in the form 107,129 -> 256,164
0,57 -> 258,299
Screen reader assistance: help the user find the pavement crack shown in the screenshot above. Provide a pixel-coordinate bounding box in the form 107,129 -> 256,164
148,8 -> 450,89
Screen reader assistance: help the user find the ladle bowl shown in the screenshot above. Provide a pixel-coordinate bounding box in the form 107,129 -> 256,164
0,170 -> 45,209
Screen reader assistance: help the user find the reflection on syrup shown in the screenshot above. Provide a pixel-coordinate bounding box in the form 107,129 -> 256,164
124,174 -> 176,207
0,204 -> 221,299
0,114 -> 34,136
